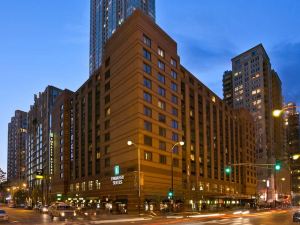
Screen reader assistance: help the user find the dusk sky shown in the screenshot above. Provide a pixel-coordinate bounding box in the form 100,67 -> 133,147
1,0 -> 300,172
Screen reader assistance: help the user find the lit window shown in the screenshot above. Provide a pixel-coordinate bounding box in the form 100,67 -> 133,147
144,151 -> 152,161
105,107 -> 111,116
158,100 -> 166,110
170,58 -> 177,67
158,47 -> 165,58
143,35 -> 151,47
95,180 -> 101,190
88,181 -> 93,190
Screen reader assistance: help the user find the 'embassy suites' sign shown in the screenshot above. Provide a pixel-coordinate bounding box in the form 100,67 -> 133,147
111,175 -> 124,185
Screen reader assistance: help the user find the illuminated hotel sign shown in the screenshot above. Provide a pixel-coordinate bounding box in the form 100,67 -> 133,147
49,132 -> 54,175
111,175 -> 124,185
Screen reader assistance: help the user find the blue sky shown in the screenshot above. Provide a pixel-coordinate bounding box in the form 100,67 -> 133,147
1,0 -> 300,172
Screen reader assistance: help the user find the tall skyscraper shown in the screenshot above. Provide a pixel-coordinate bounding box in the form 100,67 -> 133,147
285,103 -> 300,204
223,44 -> 283,203
89,0 -> 156,75
26,86 -> 62,204
7,110 -> 27,184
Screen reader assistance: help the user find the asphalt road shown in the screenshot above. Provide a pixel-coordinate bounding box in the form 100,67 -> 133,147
0,206 -> 299,225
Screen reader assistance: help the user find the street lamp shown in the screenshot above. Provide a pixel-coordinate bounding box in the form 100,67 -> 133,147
272,104 -> 299,118
170,141 -> 184,212
127,140 -> 141,215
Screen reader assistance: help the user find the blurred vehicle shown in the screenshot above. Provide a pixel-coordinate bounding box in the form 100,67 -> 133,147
48,203 -> 76,220
293,211 -> 300,222
0,210 -> 9,222
24,205 -> 33,210
76,206 -> 99,217
39,205 -> 49,213
8,201 -> 16,208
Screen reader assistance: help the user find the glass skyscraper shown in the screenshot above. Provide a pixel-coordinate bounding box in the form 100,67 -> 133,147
89,0 -> 155,75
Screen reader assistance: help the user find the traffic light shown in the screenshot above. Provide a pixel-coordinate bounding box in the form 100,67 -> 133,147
275,160 -> 281,171
168,189 -> 173,199
225,166 -> 231,175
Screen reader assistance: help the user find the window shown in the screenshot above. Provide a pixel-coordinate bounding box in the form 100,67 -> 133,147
105,95 -> 110,104
144,77 -> 152,89
170,58 -> 177,67
105,158 -> 110,168
105,133 -> 110,141
171,95 -> 178,104
143,92 -> 152,103
159,155 -> 167,164
144,121 -> 152,131
143,63 -> 151,74
105,70 -> 110,80
158,113 -> 166,123
144,135 -> 152,146
158,100 -> 166,110
105,107 -> 111,116
173,158 -> 179,167
172,120 -> 178,129
158,73 -> 165,84
105,120 -> 110,129
158,47 -> 165,58
159,141 -> 166,150
143,35 -> 151,47
158,60 -> 165,71
144,106 -> 152,117
172,132 -> 179,141
159,127 -> 166,137
81,182 -> 86,191
105,57 -> 110,67
88,181 -> 93,190
143,48 -> 151,61
105,145 -> 110,154
95,180 -> 101,190
158,86 -> 166,97
105,82 -> 110,92
171,82 -> 178,92
144,151 -> 152,161
171,70 -> 177,79
172,107 -> 178,116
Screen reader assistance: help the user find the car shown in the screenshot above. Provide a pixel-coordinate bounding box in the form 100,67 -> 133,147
293,211 -> 300,222
39,205 -> 49,213
8,202 -> 16,208
0,210 -> 9,222
48,203 -> 76,220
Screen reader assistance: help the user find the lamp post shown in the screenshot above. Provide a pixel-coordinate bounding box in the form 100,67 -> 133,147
170,141 -> 184,212
127,140 -> 141,216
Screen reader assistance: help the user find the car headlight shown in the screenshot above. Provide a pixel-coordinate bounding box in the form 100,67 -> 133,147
61,212 -> 65,217
84,212 -> 88,216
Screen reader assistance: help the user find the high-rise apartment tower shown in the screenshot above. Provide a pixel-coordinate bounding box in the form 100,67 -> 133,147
89,0 -> 156,75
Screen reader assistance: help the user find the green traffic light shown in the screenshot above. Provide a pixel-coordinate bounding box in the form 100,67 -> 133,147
275,160 -> 281,171
225,166 -> 231,174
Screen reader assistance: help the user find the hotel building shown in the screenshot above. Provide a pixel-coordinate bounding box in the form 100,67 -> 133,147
52,11 -> 256,212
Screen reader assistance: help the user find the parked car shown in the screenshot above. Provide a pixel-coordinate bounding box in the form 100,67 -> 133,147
0,210 -> 9,222
293,211 -> 300,222
48,203 -> 76,220
8,202 -> 16,208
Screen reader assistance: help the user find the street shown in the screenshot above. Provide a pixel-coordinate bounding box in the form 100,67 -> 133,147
1,206 -> 299,225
